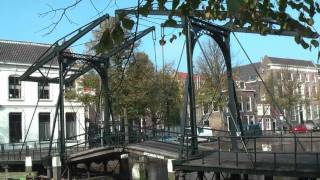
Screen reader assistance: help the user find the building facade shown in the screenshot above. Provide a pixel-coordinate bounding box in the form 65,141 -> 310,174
0,40 -> 86,144
224,56 -> 320,131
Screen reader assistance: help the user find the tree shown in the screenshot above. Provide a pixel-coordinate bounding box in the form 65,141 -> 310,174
114,0 -> 319,52
122,52 -> 156,122
264,67 -> 304,122
121,53 -> 181,127
156,64 -> 182,127
42,1 -> 319,57
195,39 -> 227,114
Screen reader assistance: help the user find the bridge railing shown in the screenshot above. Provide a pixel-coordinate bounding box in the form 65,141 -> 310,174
179,130 -> 320,170
0,140 -> 63,161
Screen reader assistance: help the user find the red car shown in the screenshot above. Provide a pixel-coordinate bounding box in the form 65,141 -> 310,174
291,124 -> 308,133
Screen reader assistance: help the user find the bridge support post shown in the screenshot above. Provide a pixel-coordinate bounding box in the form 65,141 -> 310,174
243,174 -> 248,180
178,171 -> 186,180
119,154 -> 130,179
52,156 -> 61,180
25,156 -> 32,173
124,108 -> 129,145
230,174 -> 241,180
214,172 -> 220,180
197,171 -> 204,180
264,175 -> 273,180
138,156 -> 147,180
86,163 -> 91,178
167,159 -> 175,180
46,166 -> 52,179
4,165 -> 8,180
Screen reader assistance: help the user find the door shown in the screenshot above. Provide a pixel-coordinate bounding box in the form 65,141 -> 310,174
9,113 -> 22,143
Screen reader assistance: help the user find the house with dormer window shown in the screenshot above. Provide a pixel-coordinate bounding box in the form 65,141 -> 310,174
0,39 -> 85,144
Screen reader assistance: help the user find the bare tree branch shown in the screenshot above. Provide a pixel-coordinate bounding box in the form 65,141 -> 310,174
38,0 -> 116,36
38,0 -> 83,35
89,0 -> 101,16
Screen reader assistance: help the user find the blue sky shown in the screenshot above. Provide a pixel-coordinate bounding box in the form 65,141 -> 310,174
0,0 -> 319,72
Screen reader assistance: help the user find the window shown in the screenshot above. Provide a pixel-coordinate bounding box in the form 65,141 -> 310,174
288,73 -> 293,81
245,97 -> 252,112
261,93 -> 266,101
227,116 -> 231,131
38,82 -> 50,99
9,76 -> 21,99
305,85 -> 310,98
276,72 -> 282,80
9,113 -> 22,143
265,118 -> 271,130
213,104 -> 218,112
239,82 -> 245,89
249,75 -> 256,81
313,86 -> 317,98
307,105 -> 311,120
203,102 -> 209,114
243,115 -> 249,127
39,113 -> 50,141
257,104 -> 263,116
302,73 -> 306,81
292,106 -> 297,121
250,116 -> 255,124
313,105 -> 318,120
238,96 -> 243,112
306,74 -> 310,82
299,74 -> 302,82
66,113 -> 76,140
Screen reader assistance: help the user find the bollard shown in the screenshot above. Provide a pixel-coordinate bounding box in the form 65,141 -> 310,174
120,154 -> 130,179
167,159 -> 175,180
52,156 -> 61,180
47,166 -> 52,179
25,156 -> 32,172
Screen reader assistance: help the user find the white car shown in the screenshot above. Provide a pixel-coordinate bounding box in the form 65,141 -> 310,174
184,127 -> 213,142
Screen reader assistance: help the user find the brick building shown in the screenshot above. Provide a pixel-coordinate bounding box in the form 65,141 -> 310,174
223,56 -> 320,131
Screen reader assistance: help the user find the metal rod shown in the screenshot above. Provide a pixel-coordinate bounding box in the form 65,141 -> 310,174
236,151 -> 238,167
48,92 -> 61,156
254,138 -> 256,169
185,17 -> 198,155
20,14 -> 110,81
311,131 -> 313,152
273,152 -> 276,169
294,135 -> 297,170
316,153 -> 319,168
59,56 -> 66,163
218,136 -> 221,166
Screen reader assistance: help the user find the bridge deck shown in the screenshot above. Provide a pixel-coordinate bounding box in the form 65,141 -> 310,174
68,146 -> 124,164
174,151 -> 320,178
126,141 -> 180,159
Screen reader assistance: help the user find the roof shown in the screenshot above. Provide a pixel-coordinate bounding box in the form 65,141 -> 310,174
234,62 -> 261,82
264,56 -> 315,67
0,39 -> 58,65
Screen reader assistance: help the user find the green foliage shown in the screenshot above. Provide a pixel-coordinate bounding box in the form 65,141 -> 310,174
195,39 -> 227,111
77,73 -> 101,106
111,23 -> 124,45
65,89 -> 77,100
122,17 -> 135,30
95,28 -> 113,53
94,1 -> 320,55
264,68 -> 304,120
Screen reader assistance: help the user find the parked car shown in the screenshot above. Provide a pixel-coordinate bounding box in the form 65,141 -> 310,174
291,124 -> 308,133
182,127 -> 213,142
305,120 -> 320,131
